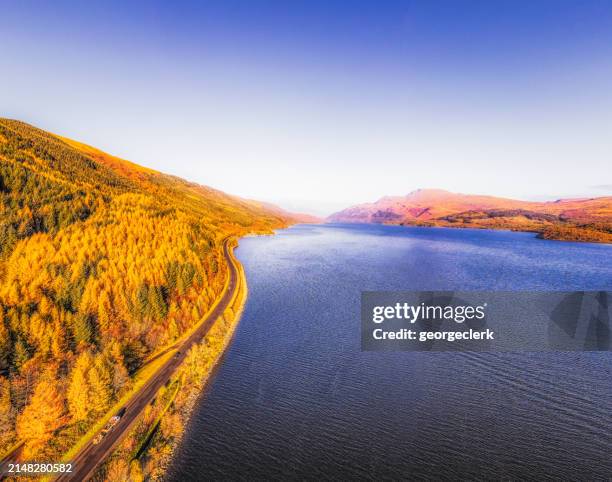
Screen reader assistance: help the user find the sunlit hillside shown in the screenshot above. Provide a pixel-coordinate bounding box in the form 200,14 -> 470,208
0,118 -> 292,458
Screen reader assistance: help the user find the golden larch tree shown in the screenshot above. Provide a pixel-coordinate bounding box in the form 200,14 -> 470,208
67,351 -> 92,422
16,378 -> 67,456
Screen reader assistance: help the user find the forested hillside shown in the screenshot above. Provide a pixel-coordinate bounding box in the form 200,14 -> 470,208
0,118 -> 290,458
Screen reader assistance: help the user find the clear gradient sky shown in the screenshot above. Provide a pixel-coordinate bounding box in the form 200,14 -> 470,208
2,0 -> 611,215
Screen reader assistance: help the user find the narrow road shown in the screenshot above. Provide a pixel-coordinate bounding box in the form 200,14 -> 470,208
0,443 -> 23,475
55,239 -> 240,481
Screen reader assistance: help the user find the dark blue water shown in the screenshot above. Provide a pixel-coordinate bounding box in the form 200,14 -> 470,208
169,224 -> 612,481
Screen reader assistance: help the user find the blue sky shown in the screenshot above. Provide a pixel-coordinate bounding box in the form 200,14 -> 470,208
1,0 -> 611,215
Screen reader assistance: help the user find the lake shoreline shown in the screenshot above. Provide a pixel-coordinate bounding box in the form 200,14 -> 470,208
154,242 -> 250,480
323,221 -> 612,245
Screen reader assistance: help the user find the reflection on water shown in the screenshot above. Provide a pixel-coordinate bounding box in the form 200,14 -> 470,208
168,224 -> 612,481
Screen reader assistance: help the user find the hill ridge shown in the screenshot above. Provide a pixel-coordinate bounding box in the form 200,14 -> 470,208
328,189 -> 612,243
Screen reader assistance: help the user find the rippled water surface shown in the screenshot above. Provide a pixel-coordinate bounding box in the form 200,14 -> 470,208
168,224 -> 612,481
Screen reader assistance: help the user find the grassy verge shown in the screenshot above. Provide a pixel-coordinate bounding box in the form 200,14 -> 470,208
131,380 -> 181,460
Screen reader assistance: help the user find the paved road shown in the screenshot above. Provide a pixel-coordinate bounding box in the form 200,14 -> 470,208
0,443 -> 23,477
55,239 -> 239,481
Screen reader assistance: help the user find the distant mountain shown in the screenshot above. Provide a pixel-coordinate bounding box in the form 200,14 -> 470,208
328,189 -> 612,243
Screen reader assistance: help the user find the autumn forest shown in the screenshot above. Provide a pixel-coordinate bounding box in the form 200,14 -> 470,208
0,118 -> 291,463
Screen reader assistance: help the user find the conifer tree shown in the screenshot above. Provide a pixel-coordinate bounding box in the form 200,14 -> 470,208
106,341 -> 129,395
16,378 -> 67,456
72,313 -> 93,347
87,355 -> 113,414
0,317 -> 10,371
67,352 -> 92,422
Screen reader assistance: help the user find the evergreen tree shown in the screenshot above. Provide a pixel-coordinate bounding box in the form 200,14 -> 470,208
0,316 -> 10,371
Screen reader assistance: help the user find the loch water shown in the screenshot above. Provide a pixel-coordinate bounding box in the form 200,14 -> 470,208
168,224 -> 612,481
